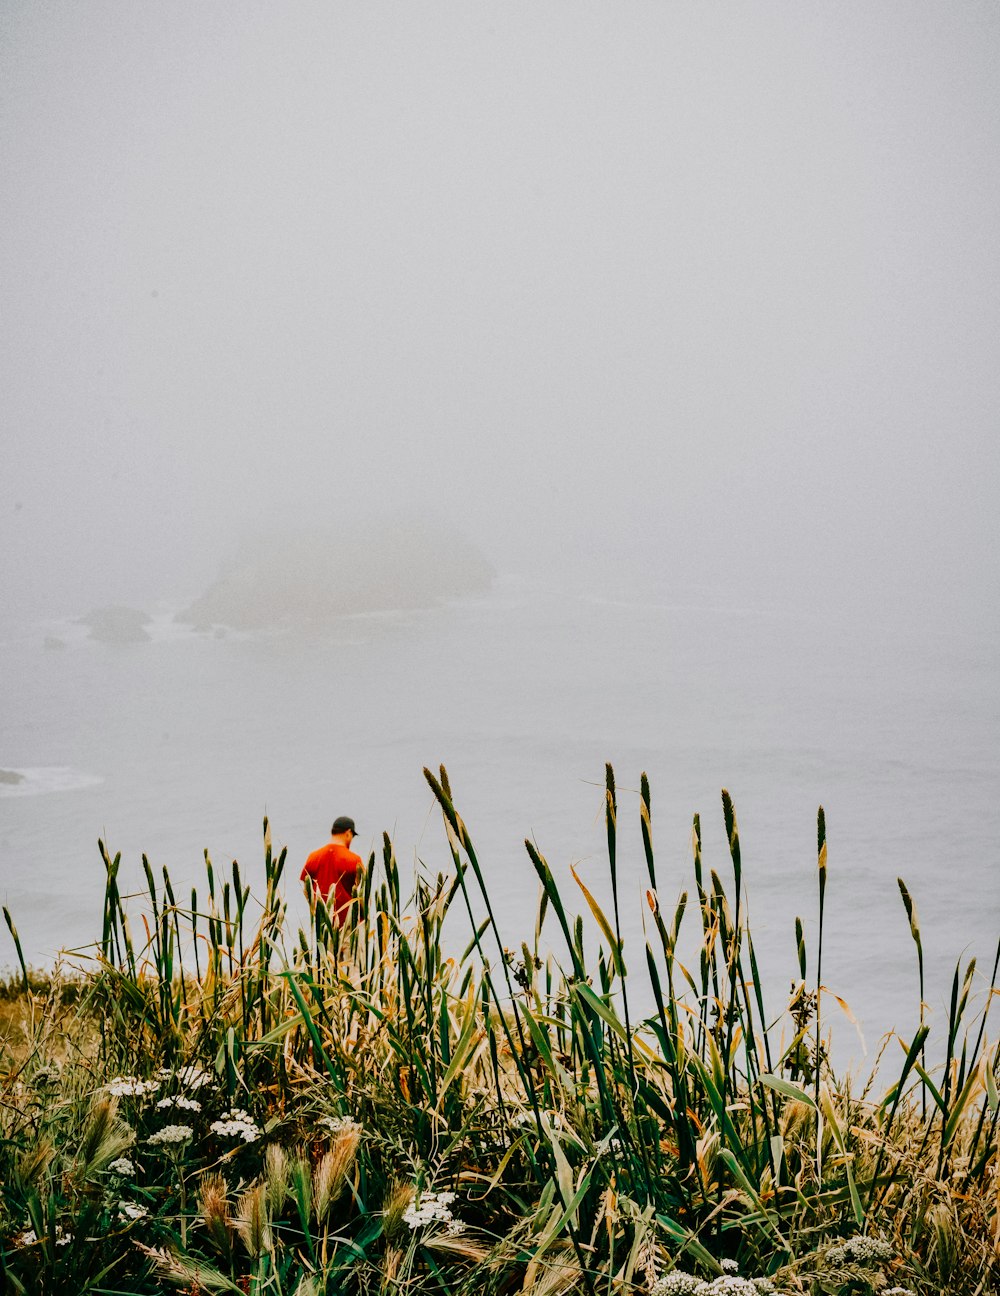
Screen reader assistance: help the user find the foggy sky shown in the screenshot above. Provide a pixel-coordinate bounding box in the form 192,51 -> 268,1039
2,2 -> 999,631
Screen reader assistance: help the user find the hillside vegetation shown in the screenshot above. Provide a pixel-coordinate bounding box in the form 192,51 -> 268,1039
1,766 -> 997,1295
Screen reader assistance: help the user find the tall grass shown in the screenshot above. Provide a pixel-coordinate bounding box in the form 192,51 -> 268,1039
0,767 -> 997,1296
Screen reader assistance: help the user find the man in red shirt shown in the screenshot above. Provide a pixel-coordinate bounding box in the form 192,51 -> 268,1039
301,816 -> 363,925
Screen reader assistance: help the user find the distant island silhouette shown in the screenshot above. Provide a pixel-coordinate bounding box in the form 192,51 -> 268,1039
176,519 -> 494,631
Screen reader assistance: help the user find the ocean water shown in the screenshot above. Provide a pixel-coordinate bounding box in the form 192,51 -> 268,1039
1,574 -> 997,1071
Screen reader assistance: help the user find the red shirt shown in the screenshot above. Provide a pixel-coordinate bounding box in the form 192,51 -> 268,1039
301,842 -> 362,922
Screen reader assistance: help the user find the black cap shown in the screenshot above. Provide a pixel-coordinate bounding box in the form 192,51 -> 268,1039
331,816 -> 357,836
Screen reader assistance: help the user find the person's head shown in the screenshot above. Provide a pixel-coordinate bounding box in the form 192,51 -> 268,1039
331,815 -> 357,845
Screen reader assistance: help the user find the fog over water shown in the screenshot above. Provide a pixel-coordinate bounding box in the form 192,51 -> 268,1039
2,4 -> 999,1062
4,2 -> 999,629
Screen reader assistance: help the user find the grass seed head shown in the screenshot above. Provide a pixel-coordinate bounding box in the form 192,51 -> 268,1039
200,1173 -> 232,1255
313,1149 -> 338,1224
235,1180 -> 272,1258
265,1143 -> 290,1211
525,1254 -> 582,1296
314,1123 -> 361,1221
16,1138 -> 54,1190
781,1099 -> 814,1141
382,1180 -> 414,1241
423,1230 -> 490,1263
75,1096 -> 135,1178
290,1151 -> 312,1220
137,1243 -> 238,1292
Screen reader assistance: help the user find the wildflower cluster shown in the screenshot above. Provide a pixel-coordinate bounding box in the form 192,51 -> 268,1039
155,1094 -> 202,1113
826,1237 -> 894,1267
118,1200 -> 149,1221
147,1124 -> 194,1147
108,1156 -> 136,1176
403,1189 -> 465,1233
695,1279 -> 777,1295
106,1076 -> 160,1098
209,1108 -> 261,1141
18,1225 -> 72,1249
319,1114 -> 363,1135
652,1271 -> 778,1296
651,1275 -> 701,1295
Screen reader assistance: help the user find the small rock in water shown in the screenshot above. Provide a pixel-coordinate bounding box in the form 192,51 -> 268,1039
79,606 -> 152,644
0,769 -> 25,785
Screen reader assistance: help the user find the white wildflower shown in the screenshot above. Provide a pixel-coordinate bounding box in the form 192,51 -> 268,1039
106,1076 -> 160,1098
651,1275 -> 699,1296
403,1189 -> 460,1230
108,1156 -> 136,1176
692,1280 -> 771,1296
118,1200 -> 149,1221
18,1230 -> 37,1248
319,1114 -> 363,1135
55,1227 -> 71,1247
653,1269 -> 777,1296
155,1095 -> 202,1112
209,1108 -> 261,1142
827,1237 -> 894,1267
600,1130 -> 627,1158
445,1218 -> 467,1236
148,1124 -> 194,1147
880,1289 -> 915,1296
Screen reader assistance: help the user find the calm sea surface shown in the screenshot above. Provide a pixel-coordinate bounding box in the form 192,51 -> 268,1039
2,575 -> 997,1070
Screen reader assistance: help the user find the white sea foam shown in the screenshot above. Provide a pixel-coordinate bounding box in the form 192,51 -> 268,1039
0,766 -> 104,798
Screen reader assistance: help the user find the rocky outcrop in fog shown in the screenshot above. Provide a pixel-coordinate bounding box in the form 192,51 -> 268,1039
80,606 -> 153,643
178,519 -> 494,631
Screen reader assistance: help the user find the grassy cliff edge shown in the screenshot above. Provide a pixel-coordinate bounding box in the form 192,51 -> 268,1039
1,766 -> 997,1295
